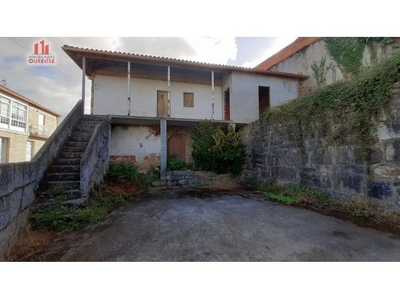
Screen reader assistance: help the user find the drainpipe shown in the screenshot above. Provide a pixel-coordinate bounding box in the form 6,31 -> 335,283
167,66 -> 171,117
127,61 -> 131,116
81,56 -> 86,105
211,71 -> 215,119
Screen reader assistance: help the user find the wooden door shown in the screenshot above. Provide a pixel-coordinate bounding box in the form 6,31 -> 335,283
224,89 -> 230,121
157,90 -> 168,117
168,135 -> 186,160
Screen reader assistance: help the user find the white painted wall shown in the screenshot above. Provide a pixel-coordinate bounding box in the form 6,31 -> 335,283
110,126 -> 161,162
93,75 -> 222,120
230,72 -> 299,123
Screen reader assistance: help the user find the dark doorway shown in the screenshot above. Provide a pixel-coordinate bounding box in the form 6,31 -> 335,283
258,86 -> 270,117
224,88 -> 230,121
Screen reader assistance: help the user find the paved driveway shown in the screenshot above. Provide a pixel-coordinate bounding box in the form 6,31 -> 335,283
40,190 -> 400,261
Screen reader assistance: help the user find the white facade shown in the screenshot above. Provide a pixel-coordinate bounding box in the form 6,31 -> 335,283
228,72 -> 299,123
93,72 -> 299,124
93,75 -> 223,120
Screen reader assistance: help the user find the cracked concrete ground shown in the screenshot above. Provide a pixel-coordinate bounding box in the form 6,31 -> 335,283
39,190 -> 400,261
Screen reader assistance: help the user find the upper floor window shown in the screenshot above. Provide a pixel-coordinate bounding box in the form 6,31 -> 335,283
183,92 -> 194,108
0,95 -> 27,132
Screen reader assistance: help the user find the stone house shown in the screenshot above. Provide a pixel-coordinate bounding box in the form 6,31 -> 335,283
62,45 -> 307,171
0,85 -> 60,163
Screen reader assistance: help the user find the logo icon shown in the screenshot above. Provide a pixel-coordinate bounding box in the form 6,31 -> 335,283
34,40 -> 50,55
28,39 -> 55,64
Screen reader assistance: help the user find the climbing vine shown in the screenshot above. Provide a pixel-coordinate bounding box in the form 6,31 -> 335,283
260,48 -> 400,165
325,37 -> 394,78
311,56 -> 335,87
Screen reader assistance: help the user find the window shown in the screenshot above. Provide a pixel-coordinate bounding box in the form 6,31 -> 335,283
0,97 -> 10,126
183,92 -> 194,108
0,95 -> 27,131
26,140 -> 33,161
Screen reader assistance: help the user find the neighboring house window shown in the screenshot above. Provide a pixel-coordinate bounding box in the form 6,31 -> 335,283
183,92 -> 194,108
0,97 -> 10,126
0,137 -> 8,163
0,95 -> 27,132
25,140 -> 33,161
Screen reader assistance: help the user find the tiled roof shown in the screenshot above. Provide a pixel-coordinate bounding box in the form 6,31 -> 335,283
62,45 -> 309,80
256,37 -> 322,70
0,85 -> 61,117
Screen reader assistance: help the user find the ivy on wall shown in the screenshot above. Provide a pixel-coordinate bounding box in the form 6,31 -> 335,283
325,37 -> 394,78
260,49 -> 400,165
311,56 -> 336,87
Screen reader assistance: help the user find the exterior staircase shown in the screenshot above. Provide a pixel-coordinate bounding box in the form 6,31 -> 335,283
35,116 -> 107,207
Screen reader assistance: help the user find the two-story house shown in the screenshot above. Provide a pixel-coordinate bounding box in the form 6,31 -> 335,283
0,85 -> 60,163
62,45 -> 307,171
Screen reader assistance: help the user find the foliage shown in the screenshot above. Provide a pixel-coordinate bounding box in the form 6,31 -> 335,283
191,120 -> 246,175
30,183 -> 126,231
107,161 -> 139,181
311,56 -> 335,87
260,49 -> 400,164
166,155 -> 186,171
137,168 -> 160,191
325,37 -> 394,78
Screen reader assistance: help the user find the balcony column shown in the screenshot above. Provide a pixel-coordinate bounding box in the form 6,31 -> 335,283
211,71 -> 215,119
127,61 -> 131,116
81,56 -> 86,106
167,66 -> 171,117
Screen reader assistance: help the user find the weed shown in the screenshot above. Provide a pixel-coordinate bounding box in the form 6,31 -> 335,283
264,192 -> 297,205
107,161 -> 139,181
167,155 -> 186,171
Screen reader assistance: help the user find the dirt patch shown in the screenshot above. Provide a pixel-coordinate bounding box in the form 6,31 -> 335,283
294,202 -> 400,236
107,178 -> 139,197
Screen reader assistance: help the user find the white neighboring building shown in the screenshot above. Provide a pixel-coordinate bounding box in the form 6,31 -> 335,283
62,45 -> 307,170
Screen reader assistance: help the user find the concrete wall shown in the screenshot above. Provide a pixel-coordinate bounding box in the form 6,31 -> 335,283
230,72 -> 299,123
0,100 -> 83,260
244,86 -> 400,211
93,75 -> 222,120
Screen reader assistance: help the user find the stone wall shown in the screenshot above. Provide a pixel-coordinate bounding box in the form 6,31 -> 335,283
243,88 -> 400,210
0,100 -> 84,259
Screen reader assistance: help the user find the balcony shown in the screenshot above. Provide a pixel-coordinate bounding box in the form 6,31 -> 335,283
29,124 -> 55,138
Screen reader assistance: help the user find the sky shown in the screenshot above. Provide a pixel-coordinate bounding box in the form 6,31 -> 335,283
0,36 -> 297,118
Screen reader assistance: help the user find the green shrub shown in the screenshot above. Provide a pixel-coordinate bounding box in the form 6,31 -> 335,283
264,192 -> 297,205
191,120 -> 246,175
107,161 -> 139,181
167,155 -> 186,171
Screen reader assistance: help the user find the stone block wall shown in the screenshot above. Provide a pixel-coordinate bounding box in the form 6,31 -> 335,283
244,88 -> 400,210
0,100 -> 84,259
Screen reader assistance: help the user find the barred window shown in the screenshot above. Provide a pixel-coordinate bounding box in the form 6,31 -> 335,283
183,92 -> 194,108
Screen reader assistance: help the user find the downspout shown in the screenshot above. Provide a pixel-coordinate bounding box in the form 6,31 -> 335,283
127,61 -> 131,116
211,71 -> 215,119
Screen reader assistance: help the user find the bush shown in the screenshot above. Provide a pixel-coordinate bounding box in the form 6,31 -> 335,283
107,161 -> 139,181
191,120 -> 246,175
167,155 -> 186,171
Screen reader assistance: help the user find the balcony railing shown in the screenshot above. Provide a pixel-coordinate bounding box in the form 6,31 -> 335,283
29,124 -> 55,138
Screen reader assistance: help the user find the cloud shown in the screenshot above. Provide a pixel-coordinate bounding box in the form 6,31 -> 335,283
241,37 -> 297,68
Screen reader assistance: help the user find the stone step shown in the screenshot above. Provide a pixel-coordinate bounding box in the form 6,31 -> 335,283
50,165 -> 80,173
59,152 -> 84,159
71,131 -> 93,137
55,158 -> 81,165
37,189 -> 82,200
47,180 -> 80,190
46,172 -> 80,181
65,141 -> 88,148
68,135 -> 91,142
75,123 -> 98,131
62,146 -> 87,152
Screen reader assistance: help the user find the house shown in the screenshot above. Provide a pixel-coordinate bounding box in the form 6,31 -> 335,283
256,37 -> 400,95
62,45 -> 307,171
0,85 -> 60,163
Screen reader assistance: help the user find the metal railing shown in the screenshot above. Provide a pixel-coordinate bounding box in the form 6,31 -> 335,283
29,124 -> 55,138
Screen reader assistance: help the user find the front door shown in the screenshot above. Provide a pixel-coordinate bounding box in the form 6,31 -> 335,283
157,90 -> 168,118
168,134 -> 186,160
